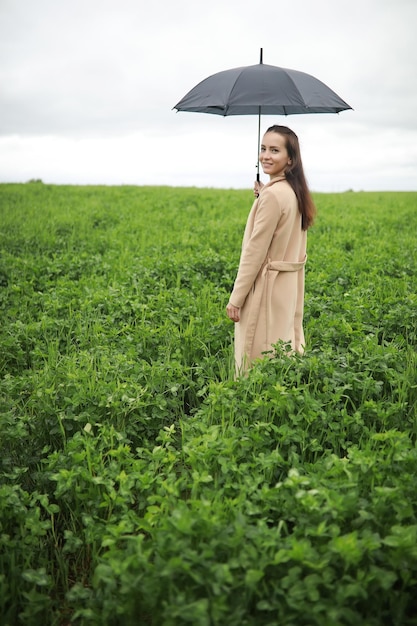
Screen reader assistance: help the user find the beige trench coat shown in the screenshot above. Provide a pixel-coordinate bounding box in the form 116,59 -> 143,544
229,178 -> 307,373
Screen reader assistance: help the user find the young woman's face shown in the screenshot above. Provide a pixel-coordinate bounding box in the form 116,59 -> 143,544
259,132 -> 291,179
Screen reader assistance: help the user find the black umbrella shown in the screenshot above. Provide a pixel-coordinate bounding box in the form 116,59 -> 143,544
173,49 -> 352,181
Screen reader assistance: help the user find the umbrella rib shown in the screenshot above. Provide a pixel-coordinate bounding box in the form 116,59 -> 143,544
226,69 -> 247,113
284,73 -> 309,109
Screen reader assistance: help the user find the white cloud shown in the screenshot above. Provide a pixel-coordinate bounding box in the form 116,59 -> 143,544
0,0 -> 416,190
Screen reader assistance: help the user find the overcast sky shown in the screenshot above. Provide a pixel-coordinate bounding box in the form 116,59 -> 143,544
0,0 -> 416,191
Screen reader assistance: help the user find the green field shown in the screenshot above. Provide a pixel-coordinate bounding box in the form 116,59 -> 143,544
1,183 -> 417,625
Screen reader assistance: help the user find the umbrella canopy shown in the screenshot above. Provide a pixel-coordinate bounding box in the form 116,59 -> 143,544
173,50 -> 352,179
173,63 -> 352,116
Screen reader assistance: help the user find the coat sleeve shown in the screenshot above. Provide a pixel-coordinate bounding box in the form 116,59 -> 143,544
229,189 -> 282,308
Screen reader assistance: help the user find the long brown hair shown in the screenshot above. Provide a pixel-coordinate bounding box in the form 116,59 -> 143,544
265,125 -> 316,230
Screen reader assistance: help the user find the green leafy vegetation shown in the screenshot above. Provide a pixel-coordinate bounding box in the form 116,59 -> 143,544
1,183 -> 416,625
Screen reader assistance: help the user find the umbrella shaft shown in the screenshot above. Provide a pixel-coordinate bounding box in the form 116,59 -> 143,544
257,107 -> 261,181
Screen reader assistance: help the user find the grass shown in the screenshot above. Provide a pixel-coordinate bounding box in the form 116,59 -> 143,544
0,183 -> 417,625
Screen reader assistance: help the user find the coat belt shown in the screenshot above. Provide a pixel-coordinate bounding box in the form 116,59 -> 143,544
263,257 -> 307,274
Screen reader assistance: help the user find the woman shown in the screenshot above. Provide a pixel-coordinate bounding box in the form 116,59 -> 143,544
226,125 -> 316,374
